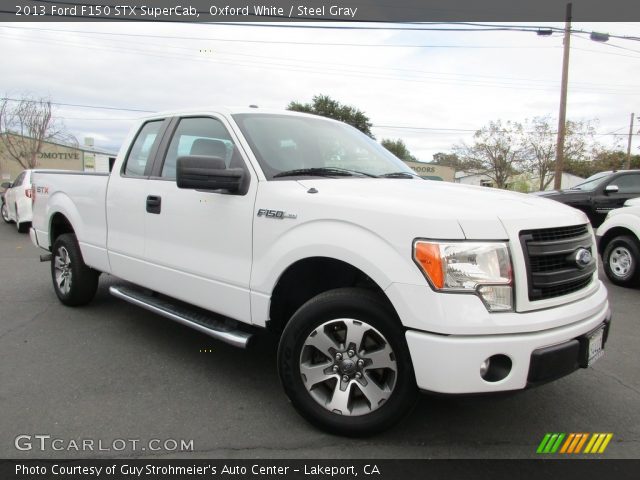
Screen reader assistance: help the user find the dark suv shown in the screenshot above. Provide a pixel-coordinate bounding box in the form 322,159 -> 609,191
535,170 -> 640,227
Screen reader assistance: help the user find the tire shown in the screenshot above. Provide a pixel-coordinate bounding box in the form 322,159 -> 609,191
17,221 -> 30,233
602,235 -> 640,287
277,288 -> 417,436
51,233 -> 100,306
1,202 -> 11,224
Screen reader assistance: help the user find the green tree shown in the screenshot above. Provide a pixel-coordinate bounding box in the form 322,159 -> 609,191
454,120 -> 525,189
566,150 -> 640,178
431,152 -> 474,171
287,94 -> 374,137
380,138 -> 417,162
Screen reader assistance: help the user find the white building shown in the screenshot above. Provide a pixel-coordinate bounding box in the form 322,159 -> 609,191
454,170 -> 584,192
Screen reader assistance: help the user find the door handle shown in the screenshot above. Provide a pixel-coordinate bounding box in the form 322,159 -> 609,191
146,195 -> 161,214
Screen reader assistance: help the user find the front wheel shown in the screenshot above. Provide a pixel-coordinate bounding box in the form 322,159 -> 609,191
277,288 -> 417,436
51,233 -> 100,306
603,235 -> 640,287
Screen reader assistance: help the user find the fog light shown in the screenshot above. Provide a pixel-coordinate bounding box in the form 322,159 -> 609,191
480,354 -> 512,382
480,359 -> 490,377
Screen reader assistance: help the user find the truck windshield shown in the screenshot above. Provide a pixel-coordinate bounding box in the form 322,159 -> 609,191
232,113 -> 417,180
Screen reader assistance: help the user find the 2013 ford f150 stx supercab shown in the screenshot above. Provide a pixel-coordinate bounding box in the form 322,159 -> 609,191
30,108 -> 611,435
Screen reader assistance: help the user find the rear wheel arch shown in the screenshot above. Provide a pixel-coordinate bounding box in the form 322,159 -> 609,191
49,212 -> 76,249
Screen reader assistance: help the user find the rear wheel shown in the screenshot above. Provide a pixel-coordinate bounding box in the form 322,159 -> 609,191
277,288 -> 417,436
51,233 -> 100,306
1,202 -> 11,224
602,235 -> 640,287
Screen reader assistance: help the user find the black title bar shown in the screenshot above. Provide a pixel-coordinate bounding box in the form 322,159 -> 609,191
2,0 -> 640,22
2,459 -> 640,480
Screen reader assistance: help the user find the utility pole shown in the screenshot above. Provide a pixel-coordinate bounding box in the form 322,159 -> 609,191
626,112 -> 634,170
554,3 -> 572,190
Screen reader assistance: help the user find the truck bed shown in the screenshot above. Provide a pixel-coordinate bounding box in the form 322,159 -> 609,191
31,170 -> 111,274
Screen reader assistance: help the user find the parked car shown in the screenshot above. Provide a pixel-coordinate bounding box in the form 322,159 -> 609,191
534,170 -> 640,228
30,108 -> 611,435
2,170 -> 34,233
596,197 -> 640,287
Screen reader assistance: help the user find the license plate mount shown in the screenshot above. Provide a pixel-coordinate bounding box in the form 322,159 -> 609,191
586,326 -> 605,367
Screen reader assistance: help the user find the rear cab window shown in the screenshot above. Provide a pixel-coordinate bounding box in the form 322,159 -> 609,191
123,120 -> 164,177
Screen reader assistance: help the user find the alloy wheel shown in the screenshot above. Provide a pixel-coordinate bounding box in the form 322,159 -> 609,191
299,318 -> 397,416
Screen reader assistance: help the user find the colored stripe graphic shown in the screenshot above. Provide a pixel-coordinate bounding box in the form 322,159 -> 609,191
562,433 -> 588,454
538,433 -> 613,454
585,433 -> 614,454
560,434 -> 575,454
575,433 -> 589,453
537,434 -> 552,453
537,433 -> 565,454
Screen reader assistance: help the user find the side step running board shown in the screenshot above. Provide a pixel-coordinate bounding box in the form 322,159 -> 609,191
109,286 -> 252,349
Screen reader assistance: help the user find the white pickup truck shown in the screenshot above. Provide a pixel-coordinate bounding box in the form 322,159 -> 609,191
30,107 -> 611,435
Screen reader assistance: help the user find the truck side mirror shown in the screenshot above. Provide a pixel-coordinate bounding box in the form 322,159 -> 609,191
1,182 -> 12,189
604,184 -> 619,194
176,155 -> 244,193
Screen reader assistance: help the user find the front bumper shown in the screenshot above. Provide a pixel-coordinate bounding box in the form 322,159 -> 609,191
405,299 -> 611,394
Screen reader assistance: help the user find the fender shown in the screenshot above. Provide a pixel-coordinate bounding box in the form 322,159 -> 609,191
44,190 -> 111,273
249,219 -> 426,326
597,211 -> 640,242
44,191 -> 84,248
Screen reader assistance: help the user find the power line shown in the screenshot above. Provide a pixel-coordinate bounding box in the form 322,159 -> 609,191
5,26 -> 639,89
3,31 -> 638,95
3,100 -> 632,137
1,98 -> 153,113
0,24 -> 559,48
373,125 -> 640,136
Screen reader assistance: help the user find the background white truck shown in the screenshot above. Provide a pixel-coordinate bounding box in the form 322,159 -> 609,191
596,197 -> 640,287
30,107 -> 611,435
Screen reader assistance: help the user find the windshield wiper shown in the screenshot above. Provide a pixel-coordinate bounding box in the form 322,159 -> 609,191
273,167 -> 377,178
378,171 -> 420,179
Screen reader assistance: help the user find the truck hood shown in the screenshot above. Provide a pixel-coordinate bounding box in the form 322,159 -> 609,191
294,178 -> 589,240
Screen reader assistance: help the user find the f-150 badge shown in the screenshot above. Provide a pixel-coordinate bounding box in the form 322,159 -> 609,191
257,209 -> 297,219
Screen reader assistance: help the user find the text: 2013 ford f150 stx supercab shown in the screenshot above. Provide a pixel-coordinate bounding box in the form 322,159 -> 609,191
30,108 -> 611,435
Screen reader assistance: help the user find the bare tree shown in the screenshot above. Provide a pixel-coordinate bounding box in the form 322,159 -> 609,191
454,120 -> 525,189
0,96 -> 77,170
522,117 -> 599,191
521,117 -> 556,191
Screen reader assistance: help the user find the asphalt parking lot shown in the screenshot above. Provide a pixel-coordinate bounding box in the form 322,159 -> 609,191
1,221 -> 638,459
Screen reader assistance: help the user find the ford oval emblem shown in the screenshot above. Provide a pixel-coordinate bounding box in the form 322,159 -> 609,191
574,248 -> 592,268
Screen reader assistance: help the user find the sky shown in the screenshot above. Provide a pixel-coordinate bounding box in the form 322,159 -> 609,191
1,20 -> 640,162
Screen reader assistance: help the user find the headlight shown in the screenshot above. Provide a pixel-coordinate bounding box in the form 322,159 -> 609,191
413,241 -> 513,312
